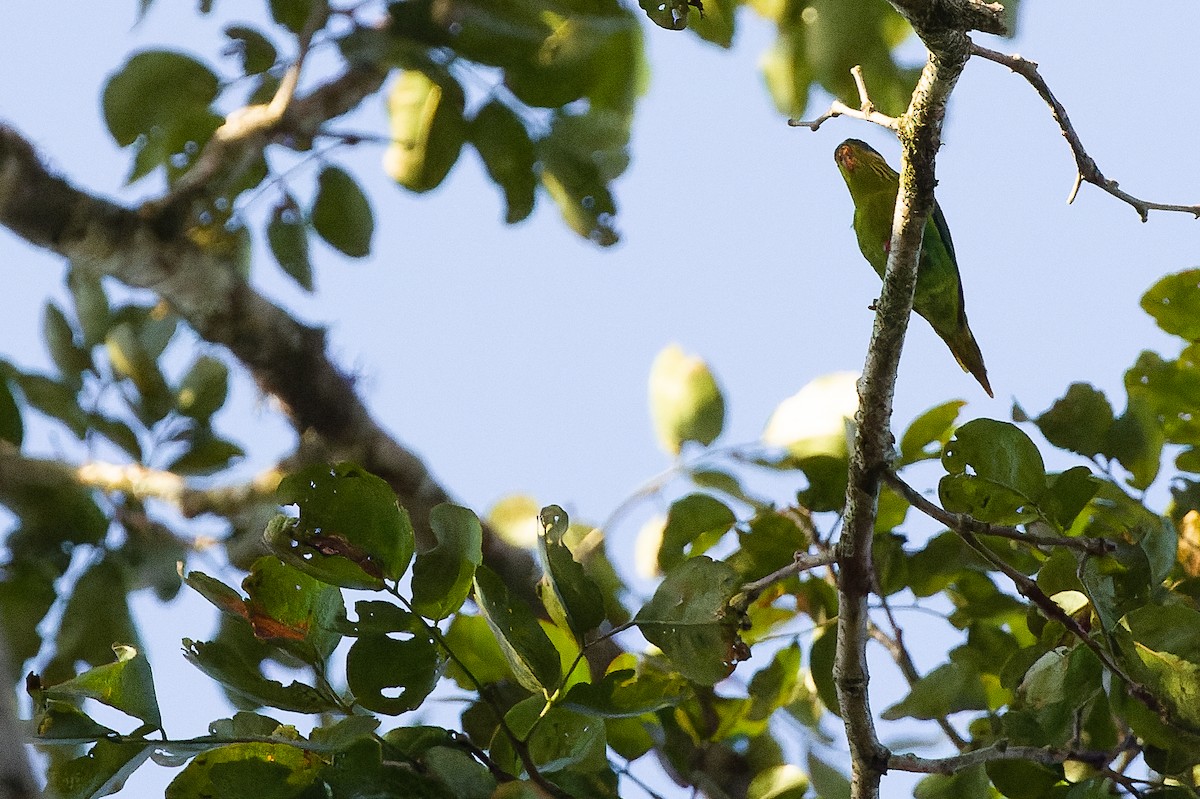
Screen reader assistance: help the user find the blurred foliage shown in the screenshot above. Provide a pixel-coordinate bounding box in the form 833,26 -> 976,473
14,1 -> 1200,799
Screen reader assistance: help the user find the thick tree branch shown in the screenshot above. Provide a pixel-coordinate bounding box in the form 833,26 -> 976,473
884,470 -> 1116,555
0,65 -> 539,594
833,7 -> 979,797
888,0 -> 1007,36
971,43 -> 1200,221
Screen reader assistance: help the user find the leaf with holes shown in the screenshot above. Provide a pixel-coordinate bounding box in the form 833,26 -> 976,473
635,556 -> 743,685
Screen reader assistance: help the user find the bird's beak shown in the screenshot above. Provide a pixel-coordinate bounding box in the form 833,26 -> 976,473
835,144 -> 856,172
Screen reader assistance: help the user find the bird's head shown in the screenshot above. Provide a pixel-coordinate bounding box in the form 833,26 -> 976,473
834,139 -> 896,194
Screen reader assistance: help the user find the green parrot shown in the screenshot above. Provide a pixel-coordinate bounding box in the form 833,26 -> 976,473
833,138 -> 992,397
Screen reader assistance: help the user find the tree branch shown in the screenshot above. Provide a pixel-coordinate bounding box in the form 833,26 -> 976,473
0,64 -> 539,594
731,550 -> 837,612
868,598 -> 967,750
888,0 -> 1007,36
884,470 -> 1116,556
889,742 -> 1109,774
790,67 -> 899,132
830,7 -> 978,797
953,527 -> 1163,717
970,43 -> 1200,221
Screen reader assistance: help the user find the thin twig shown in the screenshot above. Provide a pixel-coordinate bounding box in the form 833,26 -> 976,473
790,66 -> 899,132
888,742 -> 1110,774
953,527 -> 1162,717
732,550 -> 838,611
884,470 -> 1115,556
383,584 -> 569,799
970,43 -> 1200,222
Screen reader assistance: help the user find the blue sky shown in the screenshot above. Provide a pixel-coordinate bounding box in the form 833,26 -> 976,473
2,2 -> 1199,795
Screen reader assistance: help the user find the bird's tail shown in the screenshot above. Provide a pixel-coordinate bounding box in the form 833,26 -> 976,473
943,323 -> 993,398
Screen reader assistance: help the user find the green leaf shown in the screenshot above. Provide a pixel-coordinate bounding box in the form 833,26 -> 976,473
537,505 -> 606,641
441,613 -> 517,688
307,715 -> 381,751
1125,347 -> 1200,445
747,642 -> 802,722
939,419 -> 1047,524
562,666 -> 690,718
87,412 -> 142,459
311,165 -> 374,258
504,11 -> 639,110
269,462 -> 415,589
0,373 -> 21,445
13,371 -> 88,437
1126,604 -> 1200,663
635,556 -> 742,685
346,625 -> 446,715
240,556 -> 344,662
1040,466 -> 1099,532
165,742 -> 323,799
805,0 -> 917,118
423,746 -> 496,799
1081,543 -> 1151,634
730,507 -> 812,581
322,736 -> 455,799
45,644 -> 162,731
176,355 -> 229,420
657,493 -> 736,572
44,302 -> 91,388
1036,382 -> 1115,458
186,570 -> 251,620
881,661 -> 988,721
689,0 -> 736,47
985,758 -> 1063,799
648,344 -> 726,455
224,25 -> 277,75
67,269 -> 111,347
102,50 -> 220,147
1106,392 -> 1164,489
469,100 -> 537,223
167,432 -> 244,476
538,110 -> 624,245
1142,268 -> 1200,340
473,565 -> 563,694
748,764 -> 810,799
267,194 -> 313,290
32,699 -> 119,742
48,558 -> 141,682
504,697 -> 606,773
761,24 -> 814,118
762,372 -> 858,460
384,70 -> 467,194
806,752 -> 851,799
106,320 -> 172,420
268,0 -> 313,33
808,623 -> 839,716
1135,643 -> 1200,733
914,764 -> 991,799
411,503 -> 483,620
899,400 -> 965,466
47,740 -> 151,799
640,0 -> 691,30
182,637 -> 337,713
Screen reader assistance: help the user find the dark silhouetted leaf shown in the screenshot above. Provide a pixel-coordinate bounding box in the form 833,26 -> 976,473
311,165 -> 374,258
